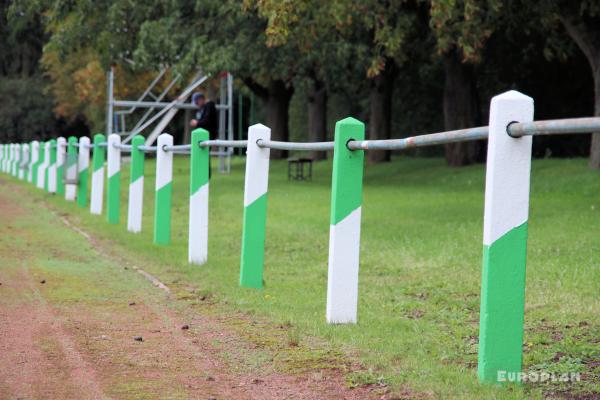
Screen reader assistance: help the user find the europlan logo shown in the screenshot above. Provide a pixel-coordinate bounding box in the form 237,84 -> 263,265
497,370 -> 581,383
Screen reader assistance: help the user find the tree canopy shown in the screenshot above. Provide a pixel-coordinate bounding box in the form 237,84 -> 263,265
1,0 -> 598,165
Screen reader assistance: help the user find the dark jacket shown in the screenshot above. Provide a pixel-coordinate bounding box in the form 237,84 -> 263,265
196,101 -> 218,139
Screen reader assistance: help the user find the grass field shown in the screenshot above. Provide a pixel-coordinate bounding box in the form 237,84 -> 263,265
17,155 -> 600,399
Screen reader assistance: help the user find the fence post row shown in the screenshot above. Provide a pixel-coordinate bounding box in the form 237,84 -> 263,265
189,128 -> 210,265
127,135 -> 145,233
326,117 -> 366,324
47,139 -> 57,192
106,134 -> 121,223
478,90 -> 534,384
65,136 -> 78,201
0,90 -> 588,387
90,134 -> 106,215
36,141 -> 47,189
56,137 -> 66,195
239,124 -> 271,289
77,136 -> 91,207
154,133 -> 173,245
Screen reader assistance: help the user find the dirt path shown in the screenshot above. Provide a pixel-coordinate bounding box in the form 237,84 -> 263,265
0,180 -> 380,399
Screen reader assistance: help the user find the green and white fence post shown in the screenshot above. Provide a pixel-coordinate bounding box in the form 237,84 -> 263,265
5,143 -> 10,174
326,117 -> 365,324
56,137 -> 66,195
77,136 -> 90,207
188,128 -> 210,264
127,135 -> 145,233
106,134 -> 121,224
478,90 -> 534,384
154,133 -> 173,245
7,143 -> 13,175
19,144 -> 29,180
65,136 -> 78,201
36,141 -> 47,189
29,141 -> 39,184
13,144 -> 20,177
43,141 -> 51,189
90,134 -> 106,215
239,124 -> 271,288
0,144 -> 4,173
4,144 -> 9,174
47,139 -> 57,192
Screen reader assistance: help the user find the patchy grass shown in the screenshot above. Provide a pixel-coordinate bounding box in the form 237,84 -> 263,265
11,155 -> 600,399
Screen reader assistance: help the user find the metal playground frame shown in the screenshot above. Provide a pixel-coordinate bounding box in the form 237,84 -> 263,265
105,67 -> 235,173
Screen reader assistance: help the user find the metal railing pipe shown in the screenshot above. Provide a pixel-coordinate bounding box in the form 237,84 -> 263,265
199,139 -> 248,148
163,144 -> 192,152
256,139 -> 334,152
347,126 -> 489,151
138,145 -> 157,153
508,117 -> 600,137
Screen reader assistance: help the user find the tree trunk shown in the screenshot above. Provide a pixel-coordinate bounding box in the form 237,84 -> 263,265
558,15 -> 600,168
307,80 -> 327,160
443,49 -> 482,167
588,67 -> 600,168
368,63 -> 396,164
265,80 -> 294,159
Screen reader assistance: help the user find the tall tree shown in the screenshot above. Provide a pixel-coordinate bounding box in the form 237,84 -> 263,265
132,0 -> 302,158
429,0 -> 502,166
250,0 -> 362,160
255,0 -> 420,163
0,0 -> 55,141
535,1 -> 600,168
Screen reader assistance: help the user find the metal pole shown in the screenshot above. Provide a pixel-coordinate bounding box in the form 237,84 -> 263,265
106,67 -> 114,137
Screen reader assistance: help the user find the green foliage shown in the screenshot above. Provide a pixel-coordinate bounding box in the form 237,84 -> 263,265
0,76 -> 56,142
429,0 -> 502,63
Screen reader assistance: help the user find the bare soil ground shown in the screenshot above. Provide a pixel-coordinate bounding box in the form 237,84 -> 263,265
0,180 -> 381,400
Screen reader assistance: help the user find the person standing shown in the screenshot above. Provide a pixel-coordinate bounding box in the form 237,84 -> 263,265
190,92 -> 218,139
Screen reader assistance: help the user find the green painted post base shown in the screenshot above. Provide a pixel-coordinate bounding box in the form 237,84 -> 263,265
153,183 -> 172,245
240,193 -> 268,288
107,172 -> 120,224
478,222 -> 528,383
